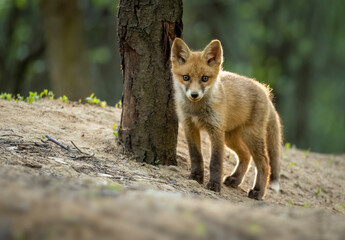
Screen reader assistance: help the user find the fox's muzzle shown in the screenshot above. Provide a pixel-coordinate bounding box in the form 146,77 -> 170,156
186,89 -> 204,102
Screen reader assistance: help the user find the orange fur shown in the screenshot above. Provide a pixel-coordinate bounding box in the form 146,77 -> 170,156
171,38 -> 282,200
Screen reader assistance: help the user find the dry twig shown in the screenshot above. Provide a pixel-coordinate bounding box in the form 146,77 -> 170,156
45,134 -> 75,152
0,134 -> 23,138
45,134 -> 95,159
71,141 -> 83,153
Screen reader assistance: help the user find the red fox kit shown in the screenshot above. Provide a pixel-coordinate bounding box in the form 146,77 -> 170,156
171,38 -> 282,200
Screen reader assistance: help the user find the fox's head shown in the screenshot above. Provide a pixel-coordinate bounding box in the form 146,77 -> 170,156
171,38 -> 223,102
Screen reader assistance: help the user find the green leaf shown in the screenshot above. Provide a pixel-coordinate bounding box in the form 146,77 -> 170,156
40,89 -> 48,98
302,149 -> 310,157
107,184 -> 122,191
288,162 -> 296,167
48,91 -> 55,99
15,0 -> 27,10
100,101 -> 107,107
337,204 -> 344,212
248,223 -> 261,234
195,222 -> 206,236
303,202 -> 310,208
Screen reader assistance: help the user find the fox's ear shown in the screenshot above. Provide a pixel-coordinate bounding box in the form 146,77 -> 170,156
171,38 -> 190,65
202,40 -> 223,66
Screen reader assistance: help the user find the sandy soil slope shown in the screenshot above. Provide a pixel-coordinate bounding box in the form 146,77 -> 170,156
0,99 -> 344,239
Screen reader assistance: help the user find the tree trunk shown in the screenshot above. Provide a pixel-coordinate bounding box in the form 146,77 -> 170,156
117,0 -> 182,165
41,0 -> 91,100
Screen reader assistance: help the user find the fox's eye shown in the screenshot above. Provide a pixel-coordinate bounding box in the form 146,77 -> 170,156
201,76 -> 209,82
183,75 -> 190,81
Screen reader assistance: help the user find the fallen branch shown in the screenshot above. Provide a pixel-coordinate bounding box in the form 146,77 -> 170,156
70,141 -> 94,158
0,128 -> 14,132
71,141 -> 84,153
0,134 -> 23,138
72,153 -> 95,160
45,134 -> 75,153
45,134 -> 95,159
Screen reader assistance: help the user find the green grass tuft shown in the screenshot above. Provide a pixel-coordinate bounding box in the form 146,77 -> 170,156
86,93 -> 107,107
58,95 -> 69,103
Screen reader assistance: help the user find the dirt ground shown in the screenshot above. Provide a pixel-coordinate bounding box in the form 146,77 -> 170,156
0,99 -> 344,240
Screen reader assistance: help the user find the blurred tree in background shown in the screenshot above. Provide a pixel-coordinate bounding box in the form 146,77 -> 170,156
0,0 -> 344,153
41,0 -> 92,99
0,0 -> 122,102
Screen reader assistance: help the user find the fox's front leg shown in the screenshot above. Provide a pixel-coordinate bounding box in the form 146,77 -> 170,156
185,123 -> 204,184
206,130 -> 224,192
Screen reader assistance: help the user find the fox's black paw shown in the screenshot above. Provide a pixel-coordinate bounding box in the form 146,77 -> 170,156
189,173 -> 204,184
206,181 -> 221,192
223,175 -> 241,188
248,189 -> 264,200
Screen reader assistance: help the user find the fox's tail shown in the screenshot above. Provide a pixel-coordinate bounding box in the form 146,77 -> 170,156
266,106 -> 282,193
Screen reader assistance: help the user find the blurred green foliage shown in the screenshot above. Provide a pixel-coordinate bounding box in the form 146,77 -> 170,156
0,0 -> 344,153
86,93 -> 107,107
183,0 -> 345,153
0,0 -> 121,105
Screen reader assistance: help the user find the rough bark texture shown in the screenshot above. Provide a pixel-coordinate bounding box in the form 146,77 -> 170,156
117,0 -> 182,165
41,0 -> 92,100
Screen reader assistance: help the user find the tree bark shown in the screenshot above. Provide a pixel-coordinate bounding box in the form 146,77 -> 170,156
41,0 -> 92,100
117,0 -> 182,165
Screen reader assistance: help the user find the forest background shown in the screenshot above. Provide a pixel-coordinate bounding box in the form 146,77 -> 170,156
0,0 -> 344,153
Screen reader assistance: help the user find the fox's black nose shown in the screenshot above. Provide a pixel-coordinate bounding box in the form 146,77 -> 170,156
191,92 -> 199,99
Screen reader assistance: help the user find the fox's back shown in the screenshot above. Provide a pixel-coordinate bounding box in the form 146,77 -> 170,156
219,71 -> 272,102
218,71 -> 274,130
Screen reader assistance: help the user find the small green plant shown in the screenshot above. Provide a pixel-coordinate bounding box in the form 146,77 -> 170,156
0,93 -> 13,100
48,91 -> 55,99
2,90 -> 56,103
328,159 -> 333,165
284,142 -> 291,149
288,162 -> 296,167
107,184 -> 122,191
287,200 -> 294,208
115,100 -> 122,108
16,94 -> 23,102
86,93 -> 107,107
1,90 -> 56,103
40,89 -> 48,98
302,148 -> 310,157
195,222 -> 206,236
316,189 -> 322,194
303,202 -> 310,208
25,91 -> 39,103
248,223 -> 261,234
154,159 -> 160,165
39,89 -> 55,99
100,101 -> 107,107
113,123 -> 118,137
58,95 -> 69,103
337,204 -> 344,212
